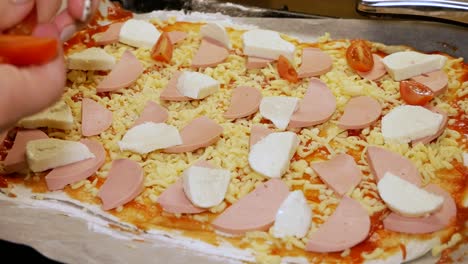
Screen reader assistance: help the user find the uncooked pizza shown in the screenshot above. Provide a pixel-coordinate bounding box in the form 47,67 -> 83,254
1,3 -> 467,264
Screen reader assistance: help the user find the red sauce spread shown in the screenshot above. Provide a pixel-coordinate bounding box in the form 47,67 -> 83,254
71,92 -> 83,102
64,3 -> 133,53
0,175 -> 8,188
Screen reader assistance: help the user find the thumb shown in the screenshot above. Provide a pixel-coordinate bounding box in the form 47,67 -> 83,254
0,23 -> 65,131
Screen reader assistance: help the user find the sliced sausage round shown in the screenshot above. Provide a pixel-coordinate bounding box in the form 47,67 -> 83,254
337,96 -> 382,130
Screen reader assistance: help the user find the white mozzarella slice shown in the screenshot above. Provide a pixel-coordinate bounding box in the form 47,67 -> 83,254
67,47 -> 116,71
119,19 -> 161,49
377,172 -> 444,217
463,152 -> 468,167
242,29 -> 295,61
248,132 -> 299,178
200,22 -> 231,49
259,96 -> 299,130
273,190 -> 312,238
118,122 -> 182,154
381,51 -> 447,81
176,71 -> 220,99
26,139 -> 95,172
17,101 -> 74,130
183,165 -> 231,208
381,105 -> 443,143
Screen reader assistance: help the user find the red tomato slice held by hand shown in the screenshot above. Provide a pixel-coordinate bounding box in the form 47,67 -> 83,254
151,32 -> 173,63
278,55 -> 299,83
346,40 -> 374,72
400,80 -> 435,105
0,35 -> 58,66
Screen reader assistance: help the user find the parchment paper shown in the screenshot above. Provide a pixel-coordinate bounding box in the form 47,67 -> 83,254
1,14 -> 467,264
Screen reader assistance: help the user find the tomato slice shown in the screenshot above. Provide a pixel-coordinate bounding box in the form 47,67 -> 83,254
400,80 -> 435,105
151,32 -> 173,63
277,55 -> 299,83
0,35 -> 58,66
346,40 -> 374,72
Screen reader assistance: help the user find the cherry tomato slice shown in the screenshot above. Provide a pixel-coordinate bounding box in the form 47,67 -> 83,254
0,35 -> 58,66
151,32 -> 173,63
346,40 -> 374,72
277,55 -> 299,83
400,80 -> 435,106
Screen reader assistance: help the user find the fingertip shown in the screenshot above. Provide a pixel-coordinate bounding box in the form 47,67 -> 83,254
32,23 -> 60,39
67,0 -> 88,22
36,0 -> 62,23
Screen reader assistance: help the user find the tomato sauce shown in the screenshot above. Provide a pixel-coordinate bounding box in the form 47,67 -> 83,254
64,3 -> 133,53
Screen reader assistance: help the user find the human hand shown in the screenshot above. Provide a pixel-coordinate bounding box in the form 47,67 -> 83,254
0,0 -> 99,131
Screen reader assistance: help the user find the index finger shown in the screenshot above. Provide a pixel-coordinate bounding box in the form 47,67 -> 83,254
0,23 -> 65,131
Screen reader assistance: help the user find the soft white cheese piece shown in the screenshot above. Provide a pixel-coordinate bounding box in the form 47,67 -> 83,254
248,132 -> 299,178
463,152 -> 468,167
26,139 -> 95,172
200,22 -> 231,49
272,190 -> 312,238
259,96 -> 299,130
377,172 -> 444,217
67,47 -> 116,71
118,122 -> 182,154
17,101 -> 74,130
242,29 -> 295,61
183,165 -> 231,208
381,105 -> 443,143
381,51 -> 447,81
119,19 -> 161,49
176,71 -> 220,99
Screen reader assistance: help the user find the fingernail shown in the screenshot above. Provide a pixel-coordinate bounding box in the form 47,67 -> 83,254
9,0 -> 33,4
33,23 -> 60,38
80,0 -> 92,22
68,0 -> 92,22
60,24 -> 77,41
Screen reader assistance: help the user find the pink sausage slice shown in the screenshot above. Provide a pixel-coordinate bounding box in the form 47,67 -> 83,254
337,96 -> 382,130
289,78 -> 336,128
3,130 -> 48,173
212,178 -> 289,235
97,51 -> 144,93
311,154 -> 362,196
133,101 -> 169,127
246,56 -> 274,70
159,71 -> 190,101
306,196 -> 370,252
297,48 -> 333,78
224,86 -> 262,119
412,106 -> 448,145
81,98 -> 113,137
98,159 -> 144,210
383,184 -> 456,234
94,22 -> 123,46
357,54 -> 386,81
167,31 -> 187,44
192,37 -> 229,69
366,146 -> 422,186
411,70 -> 448,96
164,116 -> 223,153
157,160 -> 213,214
249,125 -> 274,149
45,139 -> 106,191
158,179 -> 206,214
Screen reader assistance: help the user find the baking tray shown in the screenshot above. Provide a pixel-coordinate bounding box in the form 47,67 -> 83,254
0,16 -> 466,264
